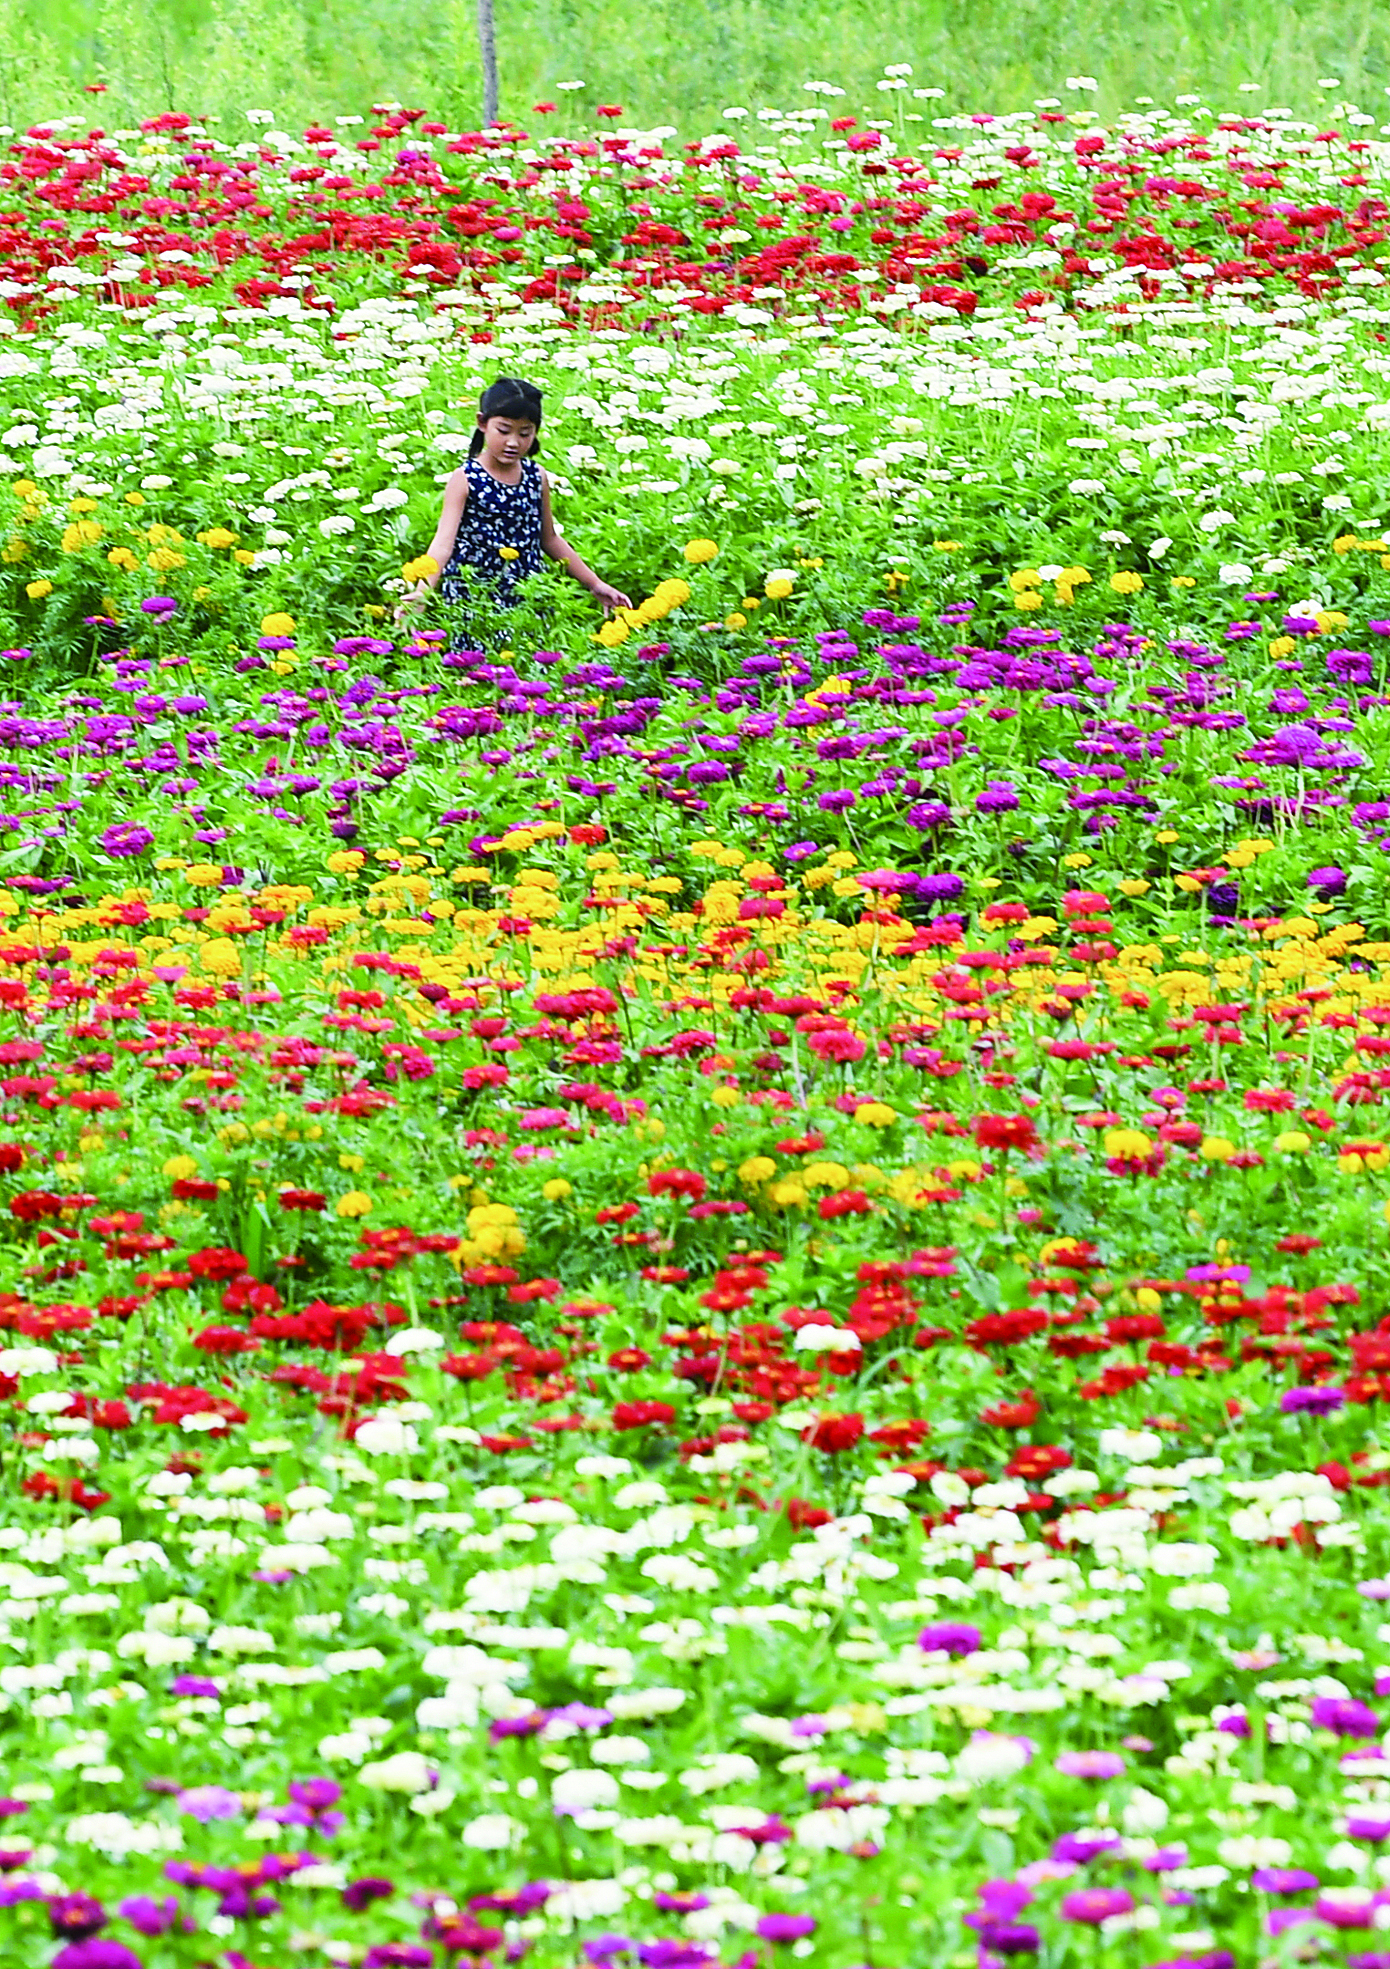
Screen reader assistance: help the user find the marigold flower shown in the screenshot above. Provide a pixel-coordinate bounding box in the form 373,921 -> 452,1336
335,1190 -> 374,1218
682,538 -> 719,564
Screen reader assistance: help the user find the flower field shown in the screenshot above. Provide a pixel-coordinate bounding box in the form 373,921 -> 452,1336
5,77 -> 1390,1969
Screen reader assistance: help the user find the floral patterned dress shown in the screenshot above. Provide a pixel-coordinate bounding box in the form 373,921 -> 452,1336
439,455 -> 545,644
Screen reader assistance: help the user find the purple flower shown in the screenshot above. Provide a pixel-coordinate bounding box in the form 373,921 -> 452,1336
176,1785 -> 243,1823
918,1622 -> 981,1657
53,1947 -> 144,1969
1307,865 -> 1347,897
1055,1750 -> 1125,1780
979,1923 -> 1040,1955
342,1876 -> 395,1911
1280,1385 -> 1345,1414
116,1897 -> 183,1937
756,1915 -> 816,1942
169,1675 -> 220,1699
99,822 -> 153,858
1311,1696 -> 1379,1739
975,779 -> 1020,814
1051,1829 -> 1122,1865
1252,1867 -> 1320,1894
49,1895 -> 107,1940
583,1936 -> 635,1965
1060,1888 -> 1135,1925
363,1950 -> 433,1969
1346,1813 -> 1390,1842
139,596 -> 177,616
1316,1890 -> 1379,1929
817,789 -> 856,812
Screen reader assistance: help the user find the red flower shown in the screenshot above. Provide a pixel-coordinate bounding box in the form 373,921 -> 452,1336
973,1114 -> 1040,1154
980,1390 -> 1041,1429
612,1400 -> 676,1430
607,1347 -> 652,1372
803,1411 -> 864,1454
648,1169 -> 707,1203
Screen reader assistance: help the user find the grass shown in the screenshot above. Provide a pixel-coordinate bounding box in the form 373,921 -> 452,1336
2,0 -> 1389,136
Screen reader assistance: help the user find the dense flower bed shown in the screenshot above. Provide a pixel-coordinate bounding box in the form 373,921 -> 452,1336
3,78 -> 1390,1969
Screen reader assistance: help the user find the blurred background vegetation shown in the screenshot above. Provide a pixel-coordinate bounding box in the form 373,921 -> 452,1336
1,0 -> 1388,135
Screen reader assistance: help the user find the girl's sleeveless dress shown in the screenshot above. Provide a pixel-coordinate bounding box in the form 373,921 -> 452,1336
439,455 -> 545,647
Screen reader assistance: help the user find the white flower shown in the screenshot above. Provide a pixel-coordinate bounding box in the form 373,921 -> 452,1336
384,1327 -> 444,1357
367,486 -> 409,509
955,1732 -> 1032,1783
1148,1542 -> 1217,1576
359,1751 -> 434,1794
1122,1787 -> 1170,1835
65,1813 -> 183,1857
640,1555 -> 718,1593
318,514 -> 356,537
1218,562 -> 1253,585
1067,477 -> 1107,496
545,1878 -> 628,1922
0,1347 -> 57,1377
614,1481 -> 668,1511
1169,1583 -> 1230,1615
591,1735 -> 651,1767
1217,1835 -> 1293,1868
575,1456 -> 632,1480
793,1324 -> 861,1354
461,1812 -> 522,1850
1198,508 -> 1236,532
353,1416 -> 419,1457
680,1752 -> 759,1794
552,1768 -> 621,1814
1099,1428 -> 1163,1463
1147,536 -> 1172,559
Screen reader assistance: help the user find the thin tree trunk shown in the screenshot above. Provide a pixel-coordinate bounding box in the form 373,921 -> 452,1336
476,0 -> 498,127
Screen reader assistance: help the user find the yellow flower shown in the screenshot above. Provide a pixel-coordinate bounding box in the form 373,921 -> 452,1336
1105,1127 -> 1154,1160
162,1154 -> 198,1180
768,1178 -> 808,1208
1333,534 -> 1357,555
335,1189 -> 374,1218
802,1160 -> 850,1190
1135,1286 -> 1162,1314
402,554 -> 438,582
596,618 -> 629,646
340,1153 -> 365,1173
326,850 -> 367,875
1198,1135 -> 1235,1163
764,574 -> 794,600
1171,575 -> 1196,588
1274,1131 -> 1311,1155
854,1101 -> 897,1127
1109,570 -> 1144,595
683,538 -> 719,565
1013,590 -> 1043,611
932,539 -> 960,550
124,490 -> 145,506
738,1155 -> 777,1185
1007,567 -> 1042,592
184,863 -> 226,887
1268,636 -> 1296,658
25,578 -> 53,600
1117,878 -> 1150,897
147,548 -> 187,572
498,545 -> 519,561
198,938 -> 241,978
197,527 -> 239,549
724,612 -> 747,630
259,611 -> 295,638
61,519 -> 103,551
710,1084 -> 741,1109
1316,609 -> 1348,633
542,1178 -> 573,1202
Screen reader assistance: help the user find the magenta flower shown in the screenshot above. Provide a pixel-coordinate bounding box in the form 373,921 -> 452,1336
918,1621 -> 982,1657
756,1915 -> 816,1942
1060,1888 -> 1135,1925
1055,1750 -> 1125,1780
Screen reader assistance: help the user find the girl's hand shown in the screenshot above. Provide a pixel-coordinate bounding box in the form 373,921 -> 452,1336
393,588 -> 430,626
591,581 -> 633,612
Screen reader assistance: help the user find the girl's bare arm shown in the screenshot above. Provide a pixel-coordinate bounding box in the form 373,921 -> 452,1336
412,471 -> 469,593
539,474 -> 631,610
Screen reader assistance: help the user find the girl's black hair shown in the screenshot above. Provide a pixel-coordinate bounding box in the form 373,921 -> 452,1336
469,376 -> 543,456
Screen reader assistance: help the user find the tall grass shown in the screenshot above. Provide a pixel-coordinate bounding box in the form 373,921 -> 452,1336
3,0 -> 1388,134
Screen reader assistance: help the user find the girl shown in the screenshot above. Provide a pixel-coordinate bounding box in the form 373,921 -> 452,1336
398,377 -> 631,638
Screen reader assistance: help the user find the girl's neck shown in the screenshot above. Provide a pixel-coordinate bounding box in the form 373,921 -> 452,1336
476,452 -> 526,484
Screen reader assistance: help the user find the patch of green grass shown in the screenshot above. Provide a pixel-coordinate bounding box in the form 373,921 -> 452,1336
2,0 -> 1388,135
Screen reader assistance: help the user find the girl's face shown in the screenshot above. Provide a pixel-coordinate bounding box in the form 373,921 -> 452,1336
478,414 -> 537,466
